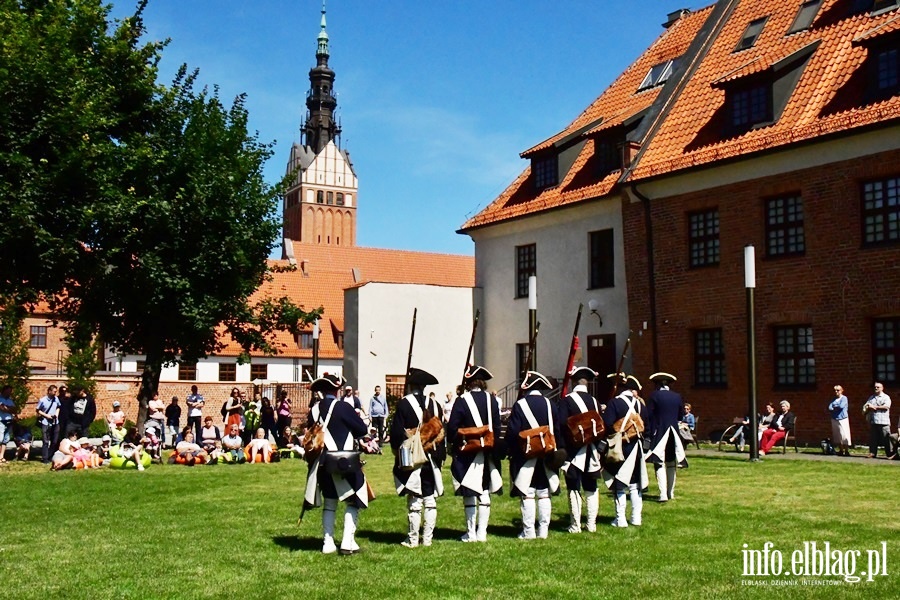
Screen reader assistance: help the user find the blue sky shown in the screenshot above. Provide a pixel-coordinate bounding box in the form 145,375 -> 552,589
111,0 -> 708,256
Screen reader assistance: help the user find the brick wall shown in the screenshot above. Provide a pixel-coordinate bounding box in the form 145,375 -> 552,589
22,375 -> 312,429
624,147 -> 900,445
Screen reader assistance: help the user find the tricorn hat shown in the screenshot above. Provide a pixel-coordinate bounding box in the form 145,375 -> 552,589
649,372 -> 677,384
569,366 -> 598,381
607,372 -> 642,391
464,365 -> 493,382
520,371 -> 553,391
310,373 -> 345,393
407,368 -> 439,387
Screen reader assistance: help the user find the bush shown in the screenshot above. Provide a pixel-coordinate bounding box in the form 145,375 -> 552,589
87,419 -> 108,438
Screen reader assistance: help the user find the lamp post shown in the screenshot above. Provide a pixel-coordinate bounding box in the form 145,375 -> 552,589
311,318 -> 320,382
528,275 -> 537,371
745,245 -> 759,462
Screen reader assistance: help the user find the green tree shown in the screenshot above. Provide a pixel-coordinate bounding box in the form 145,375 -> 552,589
3,1 -> 317,426
0,298 -> 30,410
0,0 -> 162,305
63,320 -> 101,398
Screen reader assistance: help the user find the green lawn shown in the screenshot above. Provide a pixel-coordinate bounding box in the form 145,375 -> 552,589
0,452 -> 897,599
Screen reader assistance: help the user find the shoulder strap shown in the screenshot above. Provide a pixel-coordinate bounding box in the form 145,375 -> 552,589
464,392 -> 492,431
568,392 -> 589,414
617,394 -> 636,434
518,396 -> 554,431
405,394 -> 423,427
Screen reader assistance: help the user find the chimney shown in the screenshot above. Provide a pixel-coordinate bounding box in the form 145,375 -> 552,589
663,9 -> 690,29
283,238 -> 297,266
301,259 -> 309,277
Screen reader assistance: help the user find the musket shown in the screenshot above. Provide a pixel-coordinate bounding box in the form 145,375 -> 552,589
560,303 -> 584,396
609,332 -> 633,400
460,309 -> 481,389
521,321 -> 541,381
403,308 -> 417,396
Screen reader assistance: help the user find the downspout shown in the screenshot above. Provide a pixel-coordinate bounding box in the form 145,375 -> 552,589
629,184 -> 660,373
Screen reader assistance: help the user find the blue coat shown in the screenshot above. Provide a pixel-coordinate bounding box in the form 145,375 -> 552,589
602,391 -> 649,489
505,392 -> 563,496
391,393 -> 444,497
303,395 -> 369,508
646,387 -> 688,467
446,390 -> 503,497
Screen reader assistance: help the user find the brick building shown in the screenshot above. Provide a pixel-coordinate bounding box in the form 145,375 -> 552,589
463,0 -> 900,443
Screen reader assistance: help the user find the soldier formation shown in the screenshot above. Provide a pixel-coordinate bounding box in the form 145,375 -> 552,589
300,363 -> 690,553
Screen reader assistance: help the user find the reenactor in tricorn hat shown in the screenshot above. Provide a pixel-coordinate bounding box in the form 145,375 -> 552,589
446,365 -> 503,542
645,372 -> 688,502
303,373 -> 370,555
558,366 -> 605,533
602,372 -> 649,527
505,371 -> 563,539
391,368 -> 445,548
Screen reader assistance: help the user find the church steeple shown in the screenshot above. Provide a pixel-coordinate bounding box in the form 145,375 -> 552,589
303,1 -> 340,155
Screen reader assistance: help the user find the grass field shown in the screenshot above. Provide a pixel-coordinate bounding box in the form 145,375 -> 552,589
0,451 -> 897,599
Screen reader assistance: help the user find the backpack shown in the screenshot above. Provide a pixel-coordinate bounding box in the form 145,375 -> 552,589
820,438 -> 835,455
221,401 -> 228,419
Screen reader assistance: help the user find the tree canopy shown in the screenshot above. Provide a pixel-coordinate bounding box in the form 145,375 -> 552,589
1,0 -> 319,414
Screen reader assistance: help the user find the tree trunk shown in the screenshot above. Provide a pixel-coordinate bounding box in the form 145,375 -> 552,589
136,348 -> 163,433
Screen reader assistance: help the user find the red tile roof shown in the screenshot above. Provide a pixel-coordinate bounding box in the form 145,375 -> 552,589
460,7 -> 712,231
630,0 -> 900,180
216,244 -> 474,359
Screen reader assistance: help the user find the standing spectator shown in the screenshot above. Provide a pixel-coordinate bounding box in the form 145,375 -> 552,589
223,388 -> 243,432
0,385 -> 17,463
369,385 -> 388,442
829,385 -> 852,457
759,400 -> 795,456
165,397 -> 181,446
276,390 -> 292,442
186,385 -> 204,440
107,401 -> 126,441
68,387 -> 97,438
56,385 -> 72,446
36,385 -> 61,464
242,393 -> 260,444
147,392 -> 166,445
443,389 -> 459,424
863,382 -> 892,459
260,397 -> 277,441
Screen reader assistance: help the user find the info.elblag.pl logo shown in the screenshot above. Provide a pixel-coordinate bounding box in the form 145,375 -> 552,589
742,542 -> 889,585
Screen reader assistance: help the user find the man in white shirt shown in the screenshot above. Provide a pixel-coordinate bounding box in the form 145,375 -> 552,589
864,382 -> 892,458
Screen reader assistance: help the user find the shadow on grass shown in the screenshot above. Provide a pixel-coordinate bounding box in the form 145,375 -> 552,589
355,529 -> 406,544
272,535 -> 322,552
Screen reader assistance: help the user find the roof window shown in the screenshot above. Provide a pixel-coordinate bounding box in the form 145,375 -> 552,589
871,0 -> 900,16
787,1 -> 822,34
735,17 -> 768,52
637,58 -> 679,92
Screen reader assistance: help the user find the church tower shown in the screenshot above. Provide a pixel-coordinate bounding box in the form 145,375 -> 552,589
283,2 -> 358,252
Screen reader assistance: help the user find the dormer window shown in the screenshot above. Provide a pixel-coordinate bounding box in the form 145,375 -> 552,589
730,84 -> 771,130
871,0 -> 900,16
787,0 -> 821,35
735,17 -> 768,52
533,155 -> 558,190
876,47 -> 899,95
638,58 -> 679,92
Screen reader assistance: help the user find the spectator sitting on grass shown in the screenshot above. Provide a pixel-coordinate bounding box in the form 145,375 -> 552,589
221,424 -> 245,463
121,427 -> 146,471
174,431 -> 208,466
207,440 -> 225,464
51,430 -> 79,471
107,401 -> 126,442
142,425 -> 162,463
199,416 -> 221,453
73,437 -> 101,469
246,428 -> 273,463
13,422 -> 32,461
278,426 -> 305,459
96,435 -> 113,465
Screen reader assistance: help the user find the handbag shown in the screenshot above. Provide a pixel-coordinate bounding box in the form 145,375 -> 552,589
565,393 -> 605,447
399,428 -> 427,470
457,393 -> 495,455
605,395 -> 639,464
302,401 -> 335,464
321,450 -> 363,475
516,397 -> 557,459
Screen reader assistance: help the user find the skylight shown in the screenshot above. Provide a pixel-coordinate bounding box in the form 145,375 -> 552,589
787,0 -> 822,35
735,17 -> 768,52
638,58 -> 679,92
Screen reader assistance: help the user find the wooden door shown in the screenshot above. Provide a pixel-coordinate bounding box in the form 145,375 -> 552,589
587,334 -> 617,400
